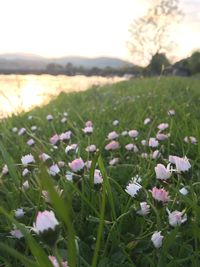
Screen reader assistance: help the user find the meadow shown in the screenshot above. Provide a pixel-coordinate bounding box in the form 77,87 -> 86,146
0,77 -> 200,267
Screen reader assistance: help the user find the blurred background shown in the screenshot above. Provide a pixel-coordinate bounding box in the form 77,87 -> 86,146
0,0 -> 199,116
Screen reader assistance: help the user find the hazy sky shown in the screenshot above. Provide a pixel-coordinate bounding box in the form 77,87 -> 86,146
0,0 -> 199,64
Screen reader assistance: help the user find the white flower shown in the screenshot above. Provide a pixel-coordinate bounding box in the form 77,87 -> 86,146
144,118 -> 151,125
149,138 -> 159,148
179,187 -> 188,195
12,127 -> 18,133
174,156 -> 191,172
22,168 -> 30,177
10,227 -> 24,239
33,210 -> 59,234
65,144 -> 78,154
108,131 -> 119,140
86,144 -> 96,152
125,181 -> 142,197
109,157 -> 119,166
167,209 -> 187,227
48,164 -> 60,176
151,231 -> 164,248
121,130 -> 128,136
94,169 -> 103,184
184,136 -> 197,144
156,133 -> 169,141
21,154 -> 35,166
59,131 -> 72,141
128,130 -> 139,138
65,171 -> 73,181
141,140 -> 147,146
137,202 -> 150,216
39,153 -> 51,162
15,208 -> 25,218
151,150 -> 161,159
31,125 -> 37,131
168,109 -> 175,116
46,114 -> 53,121
2,164 -> 8,175
27,139 -> 35,146
113,120 -> 119,126
61,117 -> 67,123
82,126 -> 93,134
155,163 -> 171,180
157,123 -> 169,131
22,180 -> 29,191
18,128 -> 26,136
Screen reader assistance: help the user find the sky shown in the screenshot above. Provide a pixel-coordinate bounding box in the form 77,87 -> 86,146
0,0 -> 199,65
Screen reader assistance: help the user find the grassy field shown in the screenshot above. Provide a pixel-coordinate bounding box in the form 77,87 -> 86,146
0,77 -> 200,267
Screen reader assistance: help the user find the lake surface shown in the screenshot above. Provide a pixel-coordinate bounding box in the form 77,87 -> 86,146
0,74 -> 127,118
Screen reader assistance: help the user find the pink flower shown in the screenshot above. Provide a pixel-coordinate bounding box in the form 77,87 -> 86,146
86,144 -> 96,152
85,120 -> 93,127
82,126 -> 93,134
27,138 -> 35,146
33,211 -> 59,234
109,157 -> 119,166
156,133 -> 169,141
174,156 -> 191,172
151,150 -> 161,159
151,231 -> 164,248
48,164 -> 60,176
157,123 -> 169,131
137,202 -> 150,216
85,160 -> 92,169
184,136 -> 197,144
107,131 -> 119,140
105,141 -> 119,151
48,256 -> 68,267
125,143 -> 134,151
149,138 -> 159,148
128,130 -> 139,138
50,134 -> 60,145
94,169 -> 103,184
18,127 -> 26,136
10,228 -> 24,239
151,187 -> 170,202
65,144 -> 78,154
46,114 -> 53,121
68,158 -> 85,173
39,153 -> 51,162
59,131 -> 72,141
167,209 -> 187,227
155,163 -> 171,180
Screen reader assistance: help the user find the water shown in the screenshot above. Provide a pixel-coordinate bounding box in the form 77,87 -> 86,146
0,74 -> 127,118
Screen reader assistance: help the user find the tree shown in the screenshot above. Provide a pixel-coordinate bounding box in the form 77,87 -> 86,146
128,0 -> 183,66
189,51 -> 200,74
146,52 -> 170,75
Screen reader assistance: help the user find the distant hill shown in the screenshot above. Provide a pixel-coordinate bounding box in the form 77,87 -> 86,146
0,53 -> 133,70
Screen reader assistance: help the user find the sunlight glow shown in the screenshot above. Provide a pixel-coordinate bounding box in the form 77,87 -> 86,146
0,0 -> 199,63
